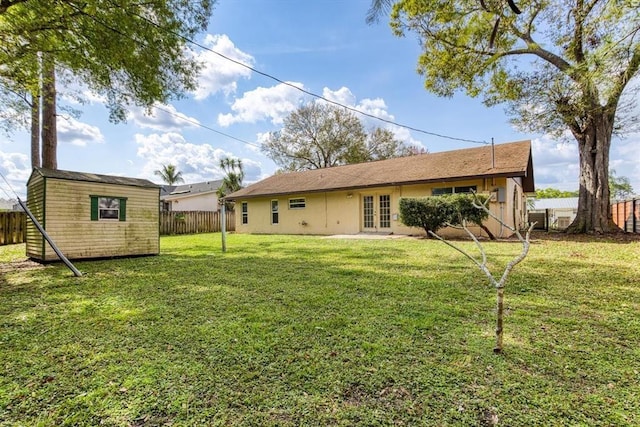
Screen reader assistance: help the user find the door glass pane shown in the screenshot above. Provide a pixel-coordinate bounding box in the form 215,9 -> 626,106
379,195 -> 391,228
363,196 -> 374,228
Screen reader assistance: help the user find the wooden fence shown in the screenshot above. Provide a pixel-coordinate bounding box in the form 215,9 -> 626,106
0,211 -> 27,245
612,198 -> 639,233
159,210 -> 235,235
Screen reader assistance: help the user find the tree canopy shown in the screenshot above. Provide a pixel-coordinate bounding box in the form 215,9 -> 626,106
262,102 -> 416,171
535,188 -> 579,199
0,0 -> 215,122
370,0 -> 640,233
154,164 -> 184,185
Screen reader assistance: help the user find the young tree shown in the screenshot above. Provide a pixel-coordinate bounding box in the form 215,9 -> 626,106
429,198 -> 535,354
262,103 -> 410,171
154,164 -> 184,185
216,157 -> 244,210
368,1 -> 640,234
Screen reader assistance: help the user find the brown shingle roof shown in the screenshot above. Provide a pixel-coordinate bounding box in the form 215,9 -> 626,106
226,140 -> 534,200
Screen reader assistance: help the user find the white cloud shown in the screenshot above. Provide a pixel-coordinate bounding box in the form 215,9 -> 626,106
129,104 -> 200,132
0,151 -> 30,198
217,82 -> 305,127
134,132 -> 263,183
191,34 -> 255,100
321,86 -> 425,148
531,135 -> 579,190
58,117 -> 104,147
612,133 -> 640,195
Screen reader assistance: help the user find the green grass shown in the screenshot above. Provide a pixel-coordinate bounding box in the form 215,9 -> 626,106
1,233 -> 639,426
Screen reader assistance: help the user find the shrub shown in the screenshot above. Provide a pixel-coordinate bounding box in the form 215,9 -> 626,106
399,197 -> 455,236
445,194 -> 495,239
399,194 -> 495,239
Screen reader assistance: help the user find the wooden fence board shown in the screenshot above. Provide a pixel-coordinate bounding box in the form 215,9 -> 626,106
0,212 -> 27,245
159,210 -> 235,235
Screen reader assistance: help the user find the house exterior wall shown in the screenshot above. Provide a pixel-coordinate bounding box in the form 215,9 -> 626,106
27,177 -> 159,261
166,192 -> 219,211
235,177 -> 526,238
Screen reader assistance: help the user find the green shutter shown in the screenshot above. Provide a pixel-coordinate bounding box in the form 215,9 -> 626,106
90,196 -> 98,221
119,198 -> 127,221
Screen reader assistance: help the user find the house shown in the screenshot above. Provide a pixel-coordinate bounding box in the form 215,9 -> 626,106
160,180 -> 224,212
26,167 -> 160,261
529,197 -> 578,230
225,140 -> 535,238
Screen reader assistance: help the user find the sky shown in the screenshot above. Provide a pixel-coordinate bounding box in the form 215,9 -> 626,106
1,0 -> 639,200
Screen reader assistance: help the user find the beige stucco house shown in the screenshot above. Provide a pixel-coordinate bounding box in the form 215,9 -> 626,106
226,140 -> 535,238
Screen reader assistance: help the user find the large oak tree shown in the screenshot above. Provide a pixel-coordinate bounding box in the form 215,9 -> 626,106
368,0 -> 640,233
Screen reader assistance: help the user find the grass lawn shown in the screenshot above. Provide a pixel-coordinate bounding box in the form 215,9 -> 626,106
1,233 -> 639,426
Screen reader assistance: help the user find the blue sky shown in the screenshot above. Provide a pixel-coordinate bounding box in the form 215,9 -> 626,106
1,0 -> 639,199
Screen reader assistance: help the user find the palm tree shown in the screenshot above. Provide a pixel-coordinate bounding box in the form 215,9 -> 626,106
216,157 -> 244,211
154,164 -> 184,185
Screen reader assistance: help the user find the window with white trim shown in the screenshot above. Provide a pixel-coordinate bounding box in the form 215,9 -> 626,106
90,196 -> 127,221
289,198 -> 306,209
432,185 -> 477,196
271,200 -> 279,224
241,202 -> 248,224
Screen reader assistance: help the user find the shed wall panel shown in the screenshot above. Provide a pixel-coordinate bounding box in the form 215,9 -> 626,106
39,179 -> 159,261
26,173 -> 45,259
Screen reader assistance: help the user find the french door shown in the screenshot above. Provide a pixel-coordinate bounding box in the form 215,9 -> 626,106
362,194 -> 391,232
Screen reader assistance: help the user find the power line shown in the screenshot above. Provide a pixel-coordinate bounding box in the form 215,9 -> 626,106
152,105 -> 261,149
81,3 -> 489,146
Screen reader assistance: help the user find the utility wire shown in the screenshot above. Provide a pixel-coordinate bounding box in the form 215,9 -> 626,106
72,2 -> 489,146
152,105 -> 261,149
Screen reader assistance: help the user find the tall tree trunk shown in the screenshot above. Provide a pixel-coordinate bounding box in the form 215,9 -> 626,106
567,111 -> 616,234
41,54 -> 57,170
30,90 -> 40,169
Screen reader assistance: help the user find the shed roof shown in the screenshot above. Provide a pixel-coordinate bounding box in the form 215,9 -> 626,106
226,140 -> 534,200
28,167 -> 159,189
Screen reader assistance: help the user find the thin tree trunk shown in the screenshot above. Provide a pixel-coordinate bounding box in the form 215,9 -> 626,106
41,54 -> 57,170
494,286 -> 504,354
567,111 -> 616,234
30,90 -> 40,169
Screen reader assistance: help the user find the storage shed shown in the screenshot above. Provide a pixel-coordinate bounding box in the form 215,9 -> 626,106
26,167 -> 160,261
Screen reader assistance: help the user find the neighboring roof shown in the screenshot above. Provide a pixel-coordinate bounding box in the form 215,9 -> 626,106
160,180 -> 224,200
226,140 -> 534,200
531,197 -> 579,210
0,198 -> 15,210
28,167 -> 158,188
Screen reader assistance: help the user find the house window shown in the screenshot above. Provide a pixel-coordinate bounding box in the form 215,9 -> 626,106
90,196 -> 127,221
271,200 -> 279,225
241,202 -> 248,224
432,185 -> 477,196
289,198 -> 306,209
